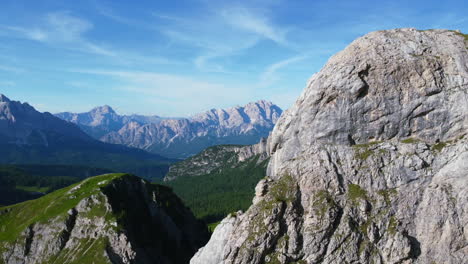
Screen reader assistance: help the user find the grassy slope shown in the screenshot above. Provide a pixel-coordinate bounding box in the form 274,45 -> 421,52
0,173 -> 208,264
0,173 -> 126,243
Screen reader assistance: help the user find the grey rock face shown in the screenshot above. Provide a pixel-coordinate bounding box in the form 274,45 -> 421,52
57,100 -> 282,158
191,29 -> 468,264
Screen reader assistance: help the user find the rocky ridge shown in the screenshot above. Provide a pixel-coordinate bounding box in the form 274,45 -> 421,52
0,173 -> 209,264
191,28 -> 468,264
0,94 -> 91,146
165,138 -> 269,181
57,100 -> 282,158
56,105 -> 164,139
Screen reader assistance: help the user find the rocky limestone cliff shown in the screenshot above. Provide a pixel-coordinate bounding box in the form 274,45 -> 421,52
191,28 -> 468,264
0,173 -> 209,264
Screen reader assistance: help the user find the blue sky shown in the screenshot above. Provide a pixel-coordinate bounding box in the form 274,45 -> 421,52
0,0 -> 467,116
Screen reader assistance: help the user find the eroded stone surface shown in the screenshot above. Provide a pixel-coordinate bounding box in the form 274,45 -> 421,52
191,28 -> 468,264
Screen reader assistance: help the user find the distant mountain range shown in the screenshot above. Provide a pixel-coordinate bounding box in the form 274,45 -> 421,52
0,94 -> 172,179
56,100 -> 282,158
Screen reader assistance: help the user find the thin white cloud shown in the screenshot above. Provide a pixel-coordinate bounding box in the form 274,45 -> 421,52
97,4 -> 157,31
1,11 -> 183,65
45,12 -> 92,42
220,6 -> 289,46
159,23 -> 260,72
1,11 -> 116,57
194,54 -> 226,73
2,26 -> 48,41
259,54 -> 309,87
153,3 -> 294,72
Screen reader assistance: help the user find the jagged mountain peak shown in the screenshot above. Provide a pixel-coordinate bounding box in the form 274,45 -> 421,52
0,94 -> 11,103
191,101 -> 282,123
0,94 -> 92,144
90,104 -> 116,114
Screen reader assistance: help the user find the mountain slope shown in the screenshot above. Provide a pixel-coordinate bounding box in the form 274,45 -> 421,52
57,100 -> 282,158
0,95 -> 173,179
0,173 -> 209,264
191,29 -> 468,264
163,140 -> 269,222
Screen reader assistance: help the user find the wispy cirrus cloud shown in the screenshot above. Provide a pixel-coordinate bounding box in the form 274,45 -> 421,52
220,6 -> 290,46
1,11 -> 182,66
94,2 -> 296,74
153,2 -> 294,72
259,54 -> 309,87
1,12 -> 116,56
2,26 -> 48,41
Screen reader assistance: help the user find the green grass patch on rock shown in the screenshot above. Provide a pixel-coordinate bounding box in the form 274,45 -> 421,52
377,188 -> 397,205
270,174 -> 296,203
348,184 -> 368,202
401,138 -> 419,144
208,221 -> 220,233
432,142 -> 447,152
353,141 -> 381,160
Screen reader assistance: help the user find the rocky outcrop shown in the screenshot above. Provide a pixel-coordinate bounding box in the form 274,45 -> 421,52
58,100 -> 282,158
0,173 -> 209,264
191,29 -> 468,264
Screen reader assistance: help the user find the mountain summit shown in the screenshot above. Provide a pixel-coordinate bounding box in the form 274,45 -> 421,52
192,29 -> 468,264
0,95 -> 91,145
58,100 -> 283,158
0,94 -> 11,102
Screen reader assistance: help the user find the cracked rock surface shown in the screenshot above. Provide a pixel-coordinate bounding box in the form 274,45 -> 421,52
191,28 -> 468,264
